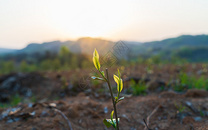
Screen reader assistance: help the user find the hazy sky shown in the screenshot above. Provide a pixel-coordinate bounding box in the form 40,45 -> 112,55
0,0 -> 208,49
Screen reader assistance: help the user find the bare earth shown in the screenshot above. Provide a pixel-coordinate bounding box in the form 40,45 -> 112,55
0,64 -> 208,130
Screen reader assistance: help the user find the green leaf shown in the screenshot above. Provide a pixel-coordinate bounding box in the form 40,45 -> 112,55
106,118 -> 120,128
113,74 -> 123,92
110,111 -> 116,128
93,49 -> 100,70
91,76 -> 104,81
117,69 -> 123,92
117,97 -> 124,103
113,75 -> 119,84
115,96 -> 118,101
101,71 -> 105,77
103,119 -> 112,128
93,48 -> 99,59
120,79 -> 123,92
93,56 -> 100,70
118,69 -> 120,78
111,110 -> 114,121
112,118 -> 120,124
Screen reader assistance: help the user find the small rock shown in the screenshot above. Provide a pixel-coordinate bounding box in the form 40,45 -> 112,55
185,101 -> 199,114
28,103 -> 33,108
30,111 -> 36,116
0,77 -> 16,89
130,127 -> 136,130
176,112 -> 192,122
59,92 -> 65,97
122,114 -> 130,122
25,89 -> 32,97
49,103 -> 56,108
104,107 -> 108,114
194,116 -> 202,122
8,107 -> 21,115
41,111 -> 49,117
78,119 -> 82,124
185,101 -> 192,106
7,117 -> 20,123
155,127 -> 159,130
31,127 -> 37,130
94,92 -> 99,98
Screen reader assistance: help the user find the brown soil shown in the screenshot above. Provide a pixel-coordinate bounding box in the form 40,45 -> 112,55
0,64 -> 208,130
0,91 -> 208,130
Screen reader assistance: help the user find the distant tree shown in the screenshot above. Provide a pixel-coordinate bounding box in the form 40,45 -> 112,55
52,58 -> 61,71
70,55 -> 78,69
2,61 -> 15,74
81,59 -> 91,69
137,56 -> 145,64
59,46 -> 73,67
40,59 -> 52,71
59,46 -> 70,59
19,61 -> 28,72
151,55 -> 161,64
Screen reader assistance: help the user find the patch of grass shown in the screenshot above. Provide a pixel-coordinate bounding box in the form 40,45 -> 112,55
0,94 -> 22,108
200,110 -> 205,117
130,79 -> 147,96
60,77 -> 68,90
173,84 -> 187,92
30,95 -> 37,103
97,88 -> 105,93
191,76 -> 208,90
174,72 -> 208,92
91,80 -> 100,86
173,73 -> 189,92
174,102 -> 186,113
0,104 -> 10,109
10,94 -> 22,106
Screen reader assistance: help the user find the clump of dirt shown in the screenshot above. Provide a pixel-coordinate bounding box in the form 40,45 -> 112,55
184,89 -> 208,98
0,72 -> 64,103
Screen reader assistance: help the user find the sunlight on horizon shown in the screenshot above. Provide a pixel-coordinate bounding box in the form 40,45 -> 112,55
0,0 -> 208,49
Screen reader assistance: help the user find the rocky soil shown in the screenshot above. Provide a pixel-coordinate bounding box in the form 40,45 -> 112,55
0,64 -> 208,130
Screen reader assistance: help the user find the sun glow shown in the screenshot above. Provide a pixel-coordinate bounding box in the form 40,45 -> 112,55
1,0 -> 208,48
41,0 -> 133,39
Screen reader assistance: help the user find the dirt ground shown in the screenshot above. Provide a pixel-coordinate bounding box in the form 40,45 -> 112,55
0,64 -> 208,130
0,91 -> 208,130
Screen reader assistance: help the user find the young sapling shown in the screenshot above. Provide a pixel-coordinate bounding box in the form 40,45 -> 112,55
91,49 -> 124,130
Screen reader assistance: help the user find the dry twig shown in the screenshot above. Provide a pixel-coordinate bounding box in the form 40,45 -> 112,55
54,108 -> 73,130
144,105 -> 161,130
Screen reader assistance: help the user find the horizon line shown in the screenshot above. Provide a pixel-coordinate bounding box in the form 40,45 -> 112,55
1,33 -> 207,50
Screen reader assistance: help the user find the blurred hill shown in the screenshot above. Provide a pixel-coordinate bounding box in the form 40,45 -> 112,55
0,48 -> 17,54
1,35 -> 208,62
15,38 -> 116,55
129,34 -> 208,62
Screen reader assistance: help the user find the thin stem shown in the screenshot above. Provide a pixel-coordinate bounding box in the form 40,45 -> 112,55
117,92 -> 120,102
105,68 -> 119,130
98,70 -> 107,81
